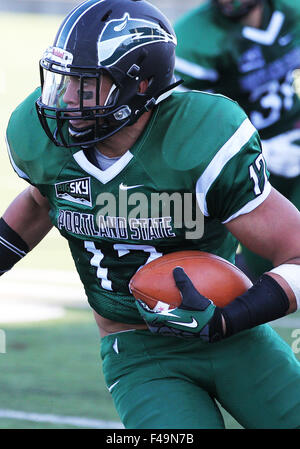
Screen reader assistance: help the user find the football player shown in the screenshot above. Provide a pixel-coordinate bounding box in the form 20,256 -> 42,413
175,0 -> 300,280
2,0 -> 300,429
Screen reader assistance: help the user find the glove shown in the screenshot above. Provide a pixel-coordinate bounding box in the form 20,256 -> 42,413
135,267 -> 225,342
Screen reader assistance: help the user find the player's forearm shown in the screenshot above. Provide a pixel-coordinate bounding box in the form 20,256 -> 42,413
224,189 -> 300,333
220,268 -> 299,339
2,186 -> 53,250
0,186 -> 53,276
217,251 -> 300,336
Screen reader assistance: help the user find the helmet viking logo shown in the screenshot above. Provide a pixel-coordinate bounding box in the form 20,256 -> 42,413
97,13 -> 177,67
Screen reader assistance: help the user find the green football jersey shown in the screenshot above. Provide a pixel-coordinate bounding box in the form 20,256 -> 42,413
6,88 -> 270,323
175,0 -> 300,140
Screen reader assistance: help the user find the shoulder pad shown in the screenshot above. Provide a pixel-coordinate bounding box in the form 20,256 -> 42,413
161,91 -> 248,171
6,88 -> 73,185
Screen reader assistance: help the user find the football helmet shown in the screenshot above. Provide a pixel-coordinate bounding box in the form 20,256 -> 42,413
36,0 -> 180,147
213,0 -> 263,20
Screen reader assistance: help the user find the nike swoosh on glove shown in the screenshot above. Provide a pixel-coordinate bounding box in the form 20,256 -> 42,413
135,267 -> 225,342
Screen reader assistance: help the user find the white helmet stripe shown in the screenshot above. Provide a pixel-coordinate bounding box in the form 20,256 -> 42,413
56,0 -> 106,50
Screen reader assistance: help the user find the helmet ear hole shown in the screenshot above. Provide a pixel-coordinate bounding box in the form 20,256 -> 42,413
138,79 -> 150,94
141,77 -> 154,94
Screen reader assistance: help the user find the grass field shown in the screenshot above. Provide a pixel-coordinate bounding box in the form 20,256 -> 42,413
0,12 -> 299,430
0,308 -> 123,429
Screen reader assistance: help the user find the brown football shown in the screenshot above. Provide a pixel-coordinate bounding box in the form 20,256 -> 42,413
129,250 -> 252,311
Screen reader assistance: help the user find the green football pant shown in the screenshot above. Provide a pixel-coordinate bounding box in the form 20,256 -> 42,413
240,173 -> 300,279
100,324 -> 300,429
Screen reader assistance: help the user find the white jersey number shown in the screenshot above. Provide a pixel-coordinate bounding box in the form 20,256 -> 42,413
249,72 -> 294,130
249,154 -> 268,196
84,242 -> 162,291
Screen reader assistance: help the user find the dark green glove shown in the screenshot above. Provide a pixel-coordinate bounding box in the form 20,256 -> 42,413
135,267 -> 225,342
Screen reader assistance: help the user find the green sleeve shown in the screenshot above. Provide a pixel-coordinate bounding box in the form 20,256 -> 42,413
197,122 -> 271,224
5,88 -> 73,187
5,88 -> 44,186
5,131 -> 33,185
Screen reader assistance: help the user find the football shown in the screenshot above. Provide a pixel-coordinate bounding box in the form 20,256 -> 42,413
129,250 -> 252,311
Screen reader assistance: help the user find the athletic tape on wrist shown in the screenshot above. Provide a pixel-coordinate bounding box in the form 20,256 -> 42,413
270,264 -> 300,310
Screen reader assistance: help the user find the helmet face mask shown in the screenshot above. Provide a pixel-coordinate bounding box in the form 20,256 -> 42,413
213,0 -> 262,20
37,57 -> 130,147
36,0 -> 180,148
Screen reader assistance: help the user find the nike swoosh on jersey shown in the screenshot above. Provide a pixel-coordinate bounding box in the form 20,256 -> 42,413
119,183 -> 144,190
167,318 -> 198,329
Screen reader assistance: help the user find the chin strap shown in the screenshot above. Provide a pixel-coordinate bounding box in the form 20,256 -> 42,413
155,78 -> 184,105
134,78 -> 184,120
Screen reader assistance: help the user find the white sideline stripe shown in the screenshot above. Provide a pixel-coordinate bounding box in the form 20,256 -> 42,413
5,268 -> 83,284
0,409 -> 123,429
1,283 -> 86,302
1,268 -> 87,305
0,302 -> 65,323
